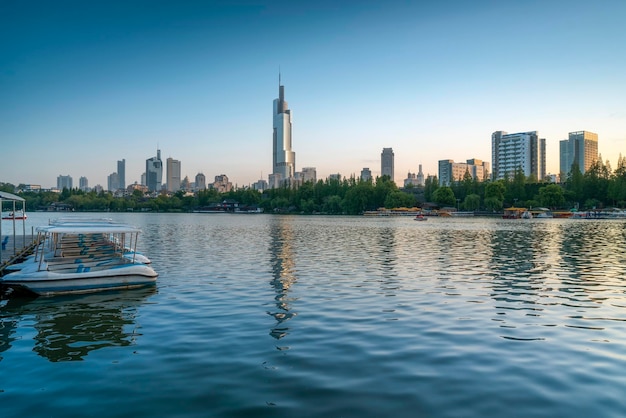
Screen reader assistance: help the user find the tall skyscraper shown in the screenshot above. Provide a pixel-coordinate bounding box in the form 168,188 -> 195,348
559,131 -> 598,175
117,159 -> 126,190
57,175 -> 73,190
166,157 -> 181,192
146,148 -> 163,192
271,76 -> 295,187
491,131 -> 545,181
381,148 -> 394,182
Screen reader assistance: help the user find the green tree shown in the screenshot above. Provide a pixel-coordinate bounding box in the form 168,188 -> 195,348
463,193 -> 481,211
384,190 -> 416,209
432,186 -> 456,207
538,184 -> 565,209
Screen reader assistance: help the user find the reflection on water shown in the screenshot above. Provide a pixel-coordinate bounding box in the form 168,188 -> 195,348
268,217 -> 297,341
0,287 -> 156,362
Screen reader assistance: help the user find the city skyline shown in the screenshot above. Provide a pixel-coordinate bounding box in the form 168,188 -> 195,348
1,1 -> 625,188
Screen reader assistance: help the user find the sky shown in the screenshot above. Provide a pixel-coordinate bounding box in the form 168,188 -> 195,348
1,0 -> 625,189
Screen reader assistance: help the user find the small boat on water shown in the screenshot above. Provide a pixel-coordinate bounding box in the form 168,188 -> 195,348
2,210 -> 27,220
0,218 -> 157,296
414,214 -> 427,221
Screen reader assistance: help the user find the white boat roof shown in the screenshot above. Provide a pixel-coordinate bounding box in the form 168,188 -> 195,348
36,221 -> 141,234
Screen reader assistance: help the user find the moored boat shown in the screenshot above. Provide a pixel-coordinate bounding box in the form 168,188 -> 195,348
0,219 -> 157,296
2,210 -> 27,220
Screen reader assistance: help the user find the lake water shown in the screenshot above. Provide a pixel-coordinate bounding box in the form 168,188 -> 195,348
1,213 -> 626,418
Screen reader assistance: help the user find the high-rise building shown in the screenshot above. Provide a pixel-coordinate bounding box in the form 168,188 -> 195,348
381,148 -> 394,182
438,159 -> 490,186
212,175 -> 232,193
271,76 -> 295,187
559,131 -> 598,175
107,172 -> 119,192
146,149 -> 163,192
195,173 -> 206,191
57,175 -> 73,190
166,157 -> 181,192
117,159 -> 126,190
79,176 -> 89,191
491,131 -> 545,181
360,168 -> 372,182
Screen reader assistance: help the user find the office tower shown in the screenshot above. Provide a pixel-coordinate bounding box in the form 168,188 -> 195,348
117,159 -> 126,190
107,172 -> 119,192
166,157 -> 181,192
271,76 -> 295,187
491,131 -> 545,180
146,149 -> 163,192
381,148 -> 394,182
57,175 -> 73,190
559,131 -> 598,175
438,159 -> 490,186
79,176 -> 88,191
195,173 -> 206,191
360,168 -> 372,182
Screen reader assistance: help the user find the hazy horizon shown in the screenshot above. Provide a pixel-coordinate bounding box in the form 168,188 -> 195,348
2,0 -> 625,189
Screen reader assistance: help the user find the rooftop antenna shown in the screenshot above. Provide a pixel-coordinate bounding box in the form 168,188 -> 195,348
279,65 -> 281,86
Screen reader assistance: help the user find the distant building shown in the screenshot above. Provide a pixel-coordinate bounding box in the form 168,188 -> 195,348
438,159 -> 489,186
271,76 -> 296,187
301,167 -> 317,183
57,175 -> 73,190
117,159 -> 126,190
166,157 -> 181,192
127,182 -> 148,194
404,172 -> 419,187
146,149 -> 163,192
381,148 -> 394,182
328,173 -> 342,181
559,130 -> 598,175
79,176 -> 89,191
195,173 -> 206,191
360,167 -> 372,182
181,175 -> 190,191
107,172 -> 119,192
491,131 -> 545,180
252,179 -> 268,192
212,174 -> 232,193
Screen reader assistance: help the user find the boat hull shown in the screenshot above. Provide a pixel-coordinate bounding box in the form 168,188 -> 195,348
1,265 -> 157,296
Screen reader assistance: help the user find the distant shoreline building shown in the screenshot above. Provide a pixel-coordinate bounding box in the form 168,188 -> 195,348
491,131 -> 545,180
270,75 -> 296,188
360,168 -> 372,182
559,130 -> 598,175
381,148 -> 394,183
146,148 -> 163,192
166,157 -> 181,192
57,175 -> 72,191
117,159 -> 126,190
438,159 -> 490,186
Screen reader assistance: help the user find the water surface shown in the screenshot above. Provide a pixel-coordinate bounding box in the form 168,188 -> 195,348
2,213 -> 626,417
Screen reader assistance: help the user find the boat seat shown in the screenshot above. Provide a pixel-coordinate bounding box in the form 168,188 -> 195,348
1,236 -> 8,250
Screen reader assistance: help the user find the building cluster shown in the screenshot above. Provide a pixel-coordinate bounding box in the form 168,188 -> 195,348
21,78 -> 606,196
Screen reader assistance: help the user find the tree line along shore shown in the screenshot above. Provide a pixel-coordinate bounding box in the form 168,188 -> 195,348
2,160 -> 625,215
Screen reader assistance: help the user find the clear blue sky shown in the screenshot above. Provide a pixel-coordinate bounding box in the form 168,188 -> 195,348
1,0 -> 625,188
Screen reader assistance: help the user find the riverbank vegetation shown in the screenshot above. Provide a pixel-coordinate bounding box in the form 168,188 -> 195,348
2,159 -> 625,215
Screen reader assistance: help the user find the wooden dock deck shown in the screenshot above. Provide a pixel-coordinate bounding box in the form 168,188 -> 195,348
0,235 -> 38,273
